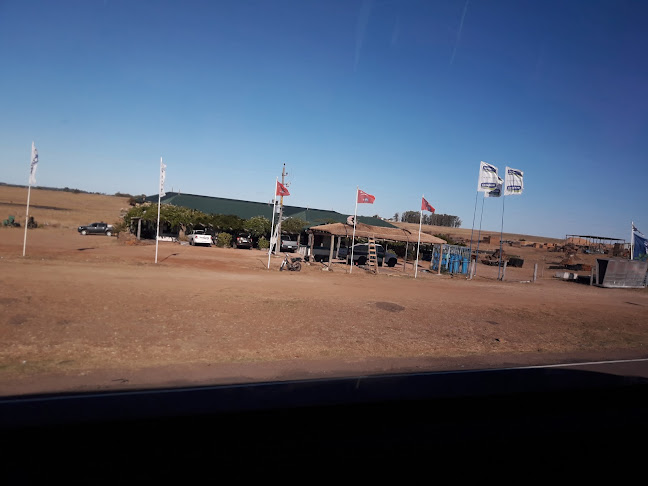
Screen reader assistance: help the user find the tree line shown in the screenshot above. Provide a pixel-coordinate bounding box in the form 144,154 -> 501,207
116,203 -> 306,241
393,211 -> 462,228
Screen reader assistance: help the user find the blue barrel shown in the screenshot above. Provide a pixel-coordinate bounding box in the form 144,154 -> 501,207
461,257 -> 468,274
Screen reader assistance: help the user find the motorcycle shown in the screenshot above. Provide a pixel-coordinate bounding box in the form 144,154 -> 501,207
280,253 -> 302,272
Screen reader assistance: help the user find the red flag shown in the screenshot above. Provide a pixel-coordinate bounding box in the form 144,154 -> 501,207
357,189 -> 375,204
421,197 -> 435,213
276,181 -> 290,197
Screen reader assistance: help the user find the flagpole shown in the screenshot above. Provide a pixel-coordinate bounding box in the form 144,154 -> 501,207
468,190 -> 478,264
497,194 -> 506,280
268,178 -> 278,269
415,196 -> 423,278
350,187 -> 359,274
155,157 -> 163,264
630,221 -> 634,260
474,196 -> 485,276
22,141 -> 37,257
22,184 -> 32,257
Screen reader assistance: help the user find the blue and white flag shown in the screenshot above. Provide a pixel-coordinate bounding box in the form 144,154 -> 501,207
478,161 -> 499,192
29,142 -> 38,185
504,167 -> 524,196
159,158 -> 166,197
485,176 -> 503,198
632,224 -> 648,261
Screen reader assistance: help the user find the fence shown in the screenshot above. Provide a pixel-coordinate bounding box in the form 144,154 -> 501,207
430,244 -> 470,275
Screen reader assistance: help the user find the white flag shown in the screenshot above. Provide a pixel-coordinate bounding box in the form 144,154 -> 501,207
29,142 -> 39,185
504,167 -> 524,196
484,176 -> 503,198
159,158 -> 166,197
477,161 -> 499,192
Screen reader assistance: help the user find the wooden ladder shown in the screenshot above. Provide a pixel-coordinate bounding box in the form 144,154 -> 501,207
367,237 -> 379,274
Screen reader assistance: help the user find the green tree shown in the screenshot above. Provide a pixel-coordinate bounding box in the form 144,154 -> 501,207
281,217 -> 307,235
246,216 -> 271,238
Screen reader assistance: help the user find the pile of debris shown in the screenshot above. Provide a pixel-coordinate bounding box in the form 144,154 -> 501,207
481,248 -> 506,266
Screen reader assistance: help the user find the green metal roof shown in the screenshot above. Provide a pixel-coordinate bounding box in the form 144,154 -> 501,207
146,192 -> 396,229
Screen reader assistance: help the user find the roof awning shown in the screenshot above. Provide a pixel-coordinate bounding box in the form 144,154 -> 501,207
309,222 -> 446,244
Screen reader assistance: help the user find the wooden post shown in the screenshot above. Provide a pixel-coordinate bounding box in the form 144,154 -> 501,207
328,235 -> 335,270
533,263 -> 538,283
590,266 -> 594,286
437,244 -> 443,275
137,218 -> 142,240
307,232 -> 314,262
501,261 -> 507,281
403,242 -> 409,273
335,236 -> 341,259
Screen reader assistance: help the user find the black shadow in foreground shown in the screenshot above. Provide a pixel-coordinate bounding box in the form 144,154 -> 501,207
1,366 -> 647,479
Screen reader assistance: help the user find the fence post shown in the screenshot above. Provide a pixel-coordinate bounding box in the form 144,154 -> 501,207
533,263 -> 538,283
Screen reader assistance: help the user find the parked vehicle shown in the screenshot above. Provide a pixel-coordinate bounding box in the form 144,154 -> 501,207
311,245 -> 348,262
347,243 -> 397,267
281,237 -> 299,253
280,253 -> 302,271
78,222 -> 114,236
187,229 -> 212,246
234,233 -> 253,249
3,215 -> 20,227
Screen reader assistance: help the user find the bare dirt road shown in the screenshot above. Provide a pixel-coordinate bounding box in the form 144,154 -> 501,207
1,227 -> 647,396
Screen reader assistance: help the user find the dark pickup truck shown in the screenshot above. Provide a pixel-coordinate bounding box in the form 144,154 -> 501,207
78,222 -> 114,236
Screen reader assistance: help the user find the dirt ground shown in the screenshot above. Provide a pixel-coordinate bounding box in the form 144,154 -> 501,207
1,224 -> 647,397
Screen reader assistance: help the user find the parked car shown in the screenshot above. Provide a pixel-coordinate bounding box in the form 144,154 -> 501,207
78,222 -> 114,236
347,243 -> 397,267
281,237 -> 299,253
187,229 -> 212,246
234,233 -> 253,249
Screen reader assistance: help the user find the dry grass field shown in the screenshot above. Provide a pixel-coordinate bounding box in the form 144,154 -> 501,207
0,184 -> 129,230
1,186 -> 647,397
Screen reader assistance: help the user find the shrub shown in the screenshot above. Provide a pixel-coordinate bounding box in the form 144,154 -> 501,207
216,232 -> 232,247
111,220 -> 128,235
257,236 -> 269,249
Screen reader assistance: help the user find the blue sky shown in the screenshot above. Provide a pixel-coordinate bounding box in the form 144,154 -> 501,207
1,0 -> 646,239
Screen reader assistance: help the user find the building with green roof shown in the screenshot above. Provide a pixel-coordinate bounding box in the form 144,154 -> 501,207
146,192 -> 396,229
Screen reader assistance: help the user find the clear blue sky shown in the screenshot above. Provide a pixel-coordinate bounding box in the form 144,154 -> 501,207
1,0 -> 646,239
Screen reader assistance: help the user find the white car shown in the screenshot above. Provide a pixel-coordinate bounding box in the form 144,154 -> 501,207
187,230 -> 212,246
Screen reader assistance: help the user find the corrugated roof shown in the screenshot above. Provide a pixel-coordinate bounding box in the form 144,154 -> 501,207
146,192 -> 396,228
309,222 -> 446,244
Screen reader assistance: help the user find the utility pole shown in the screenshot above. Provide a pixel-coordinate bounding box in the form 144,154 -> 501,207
275,163 -> 287,254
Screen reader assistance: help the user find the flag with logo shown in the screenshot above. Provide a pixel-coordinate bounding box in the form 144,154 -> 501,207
485,176 -> 503,198
421,197 -> 435,213
276,181 -> 290,197
477,161 -> 499,192
632,224 -> 648,261
504,167 -> 524,196
29,142 -> 39,185
357,189 -> 375,204
159,159 -> 166,197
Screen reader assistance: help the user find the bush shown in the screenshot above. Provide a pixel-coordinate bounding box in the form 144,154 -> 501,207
257,236 -> 269,249
111,220 -> 128,235
216,232 -> 232,247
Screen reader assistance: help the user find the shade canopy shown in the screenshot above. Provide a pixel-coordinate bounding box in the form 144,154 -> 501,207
309,222 -> 446,245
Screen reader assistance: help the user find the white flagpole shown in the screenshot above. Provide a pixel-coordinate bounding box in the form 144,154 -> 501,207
267,178 -> 278,269
497,194 -> 506,280
22,142 -> 37,257
631,221 -> 634,261
155,157 -> 163,264
468,190 -> 478,264
415,196 -> 423,278
349,187 -> 359,274
22,184 -> 32,257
